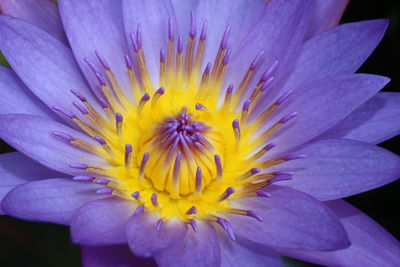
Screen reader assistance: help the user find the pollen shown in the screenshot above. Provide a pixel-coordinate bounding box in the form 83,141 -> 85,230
53,12 -> 304,238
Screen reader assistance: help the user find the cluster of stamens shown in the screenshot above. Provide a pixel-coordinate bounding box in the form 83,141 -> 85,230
52,11 -> 305,240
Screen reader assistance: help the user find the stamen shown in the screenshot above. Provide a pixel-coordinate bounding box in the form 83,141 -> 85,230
214,155 -> 223,181
241,99 -> 251,124
259,154 -> 306,169
232,119 -> 241,143
185,206 -> 197,215
73,175 -> 94,181
249,142 -> 276,161
96,188 -> 113,195
94,178 -> 109,185
256,191 -> 272,198
192,20 -> 207,78
94,136 -> 113,155
138,93 -> 150,115
217,217 -> 235,241
156,219 -> 164,232
246,210 -> 263,222
151,193 -> 159,207
124,144 -> 133,168
189,219 -> 198,233
239,168 -> 261,180
194,167 -> 202,196
171,151 -> 182,198
160,49 -> 167,86
217,187 -> 235,202
223,84 -> 234,107
115,113 -> 123,139
131,191 -> 140,199
152,87 -> 165,106
134,205 -> 145,216
195,103 -> 207,111
258,112 -> 297,142
69,163 -> 89,170
53,106 -> 76,119
139,152 -> 149,184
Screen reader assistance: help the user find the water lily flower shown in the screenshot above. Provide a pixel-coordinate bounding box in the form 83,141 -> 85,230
0,0 -> 399,266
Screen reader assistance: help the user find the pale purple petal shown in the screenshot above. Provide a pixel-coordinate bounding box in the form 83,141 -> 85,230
0,114 -> 105,176
71,197 -> 135,245
59,0 -> 131,97
306,0 -> 349,38
282,20 -> 388,94
126,211 -> 188,257
2,178 -> 102,225
0,16 -> 100,117
276,200 -> 400,267
0,152 -> 62,214
229,186 -> 349,251
220,235 -> 284,267
81,244 -> 157,267
0,66 -> 59,120
155,221 -> 220,267
122,0 -> 176,85
268,74 -> 389,154
277,139 -> 400,201
317,92 -> 400,144
0,0 -> 67,43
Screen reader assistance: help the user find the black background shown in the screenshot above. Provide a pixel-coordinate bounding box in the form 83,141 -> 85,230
0,1 -> 399,266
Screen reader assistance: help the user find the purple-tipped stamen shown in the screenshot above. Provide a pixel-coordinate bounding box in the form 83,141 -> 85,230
217,217 -> 235,241
160,49 -> 166,63
220,25 -> 231,49
195,167 -> 202,193
185,206 -> 197,215
256,191 -> 272,198
131,191 -> 140,199
95,179 -> 109,185
94,72 -> 107,86
195,103 -> 206,111
53,131 -> 74,142
250,51 -> 265,70
136,24 -> 142,50
200,20 -> 208,40
134,205 -> 145,216
53,106 -> 76,119
283,154 -> 307,161
214,154 -> 223,180
189,219 -> 198,233
96,188 -> 113,195
190,11 -> 196,38
247,210 -> 263,222
222,49 -> 231,65
73,175 -> 94,181
95,50 -> 110,70
168,18 -> 174,40
218,187 -> 235,202
177,36 -> 183,53
94,136 -> 107,145
279,112 -> 298,124
151,193 -> 159,207
156,219 -> 164,232
71,89 -> 87,102
73,101 -> 89,115
261,60 -> 279,81
125,144 -> 133,166
276,90 -> 294,105
139,152 -> 149,176
125,54 -> 133,69
69,163 -> 89,170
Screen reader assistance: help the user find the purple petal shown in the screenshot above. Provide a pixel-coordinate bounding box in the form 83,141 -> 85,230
126,211 -> 188,257
59,0 -> 131,96
268,74 -> 389,154
155,221 -> 221,267
317,92 -> 400,144
0,66 -> 59,120
0,16 -> 100,118
2,178 -> 102,225
71,197 -> 135,245
306,0 -> 349,38
0,152 -> 62,214
81,244 -> 157,267
122,0 -> 177,85
282,20 -> 388,94
220,235 -> 284,267
275,139 -> 400,201
0,114 -> 105,176
0,0 -> 67,43
229,186 -> 349,251
276,200 -> 400,267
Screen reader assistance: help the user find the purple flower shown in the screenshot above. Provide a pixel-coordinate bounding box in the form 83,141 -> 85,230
0,0 -> 399,266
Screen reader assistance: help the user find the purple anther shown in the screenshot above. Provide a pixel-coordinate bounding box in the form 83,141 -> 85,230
73,101 -> 89,115
53,131 -> 74,142
173,151 -> 182,186
53,106 -> 76,119
69,163 -> 88,170
115,113 -> 123,122
177,36 -> 183,53
214,154 -> 223,178
125,54 -> 133,69
99,98 -> 109,108
134,205 -> 145,216
136,24 -> 142,49
95,50 -> 110,70
220,25 -> 231,49
156,219 -> 164,232
84,58 -> 99,74
189,219 -> 198,233
217,218 -> 235,241
262,60 -> 279,81
130,32 -> 140,53
243,99 -> 251,111
139,152 -> 149,174
195,103 -> 206,110
71,89 -> 87,102
260,77 -> 275,92
256,191 -> 272,198
283,154 -> 307,161
200,20 -> 208,40
232,119 -> 240,130
125,144 -> 133,153
264,142 -> 277,151
218,187 -> 235,202
276,90 -> 294,105
96,188 -> 113,195
185,206 -> 197,215
274,171 -> 294,177
73,175 -> 94,181
251,168 -> 261,175
269,175 -> 293,183
156,87 -> 165,95
141,93 -> 151,102
204,62 -> 212,74
226,84 -> 234,94
131,191 -> 140,199
279,112 -> 298,124
151,193 -> 159,207
222,49 -> 231,65
195,167 -> 202,192
168,18 -> 174,40
95,72 -> 107,86
95,179 -> 109,185
190,11 -> 196,38
250,51 -> 265,70
93,137 -> 106,146
247,210 -> 263,222
160,49 -> 166,63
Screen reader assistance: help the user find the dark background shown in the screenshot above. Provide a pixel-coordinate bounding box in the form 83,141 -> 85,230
0,1 -> 399,266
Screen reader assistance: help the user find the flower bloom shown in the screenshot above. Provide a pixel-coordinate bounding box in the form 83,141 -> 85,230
0,0 -> 399,266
